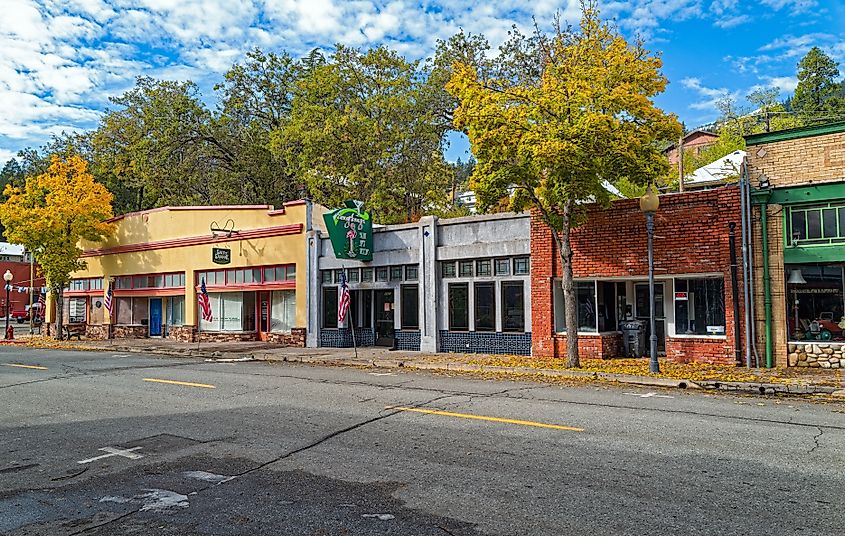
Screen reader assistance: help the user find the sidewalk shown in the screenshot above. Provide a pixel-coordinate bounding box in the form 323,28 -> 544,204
18,335 -> 845,397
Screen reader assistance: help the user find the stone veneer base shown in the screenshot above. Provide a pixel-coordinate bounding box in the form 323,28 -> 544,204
788,342 -> 843,368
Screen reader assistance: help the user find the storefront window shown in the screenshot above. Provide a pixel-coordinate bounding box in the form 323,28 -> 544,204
167,296 -> 184,326
448,283 -> 469,330
69,298 -> 86,324
474,282 -> 495,331
401,285 -> 419,329
222,293 -> 244,331
323,288 -> 338,328
114,297 -> 148,325
502,281 -> 524,332
554,280 -> 615,333
786,264 -> 844,341
271,290 -> 296,332
674,278 -> 725,336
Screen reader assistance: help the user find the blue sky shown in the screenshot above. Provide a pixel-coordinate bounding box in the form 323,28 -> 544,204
1,0 -> 844,166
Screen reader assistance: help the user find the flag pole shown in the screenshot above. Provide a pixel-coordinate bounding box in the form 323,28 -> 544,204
350,289 -> 357,360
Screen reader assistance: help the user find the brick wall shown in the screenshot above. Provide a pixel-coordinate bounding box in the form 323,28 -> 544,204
532,186 -> 743,363
746,131 -> 845,187
550,334 -> 622,359
665,337 -> 736,364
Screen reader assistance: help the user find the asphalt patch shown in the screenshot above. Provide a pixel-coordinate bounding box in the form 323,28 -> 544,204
2,455 -> 482,536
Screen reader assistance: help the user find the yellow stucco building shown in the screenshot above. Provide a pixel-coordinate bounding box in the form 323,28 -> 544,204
50,201 -> 321,344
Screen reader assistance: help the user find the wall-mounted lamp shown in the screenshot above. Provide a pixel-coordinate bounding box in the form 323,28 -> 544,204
758,175 -> 770,189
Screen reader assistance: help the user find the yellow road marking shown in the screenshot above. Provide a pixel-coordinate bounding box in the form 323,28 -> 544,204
143,378 -> 215,389
5,363 -> 48,370
389,406 -> 584,432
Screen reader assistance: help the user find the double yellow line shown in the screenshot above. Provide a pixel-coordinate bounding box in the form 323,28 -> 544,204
143,378 -> 216,389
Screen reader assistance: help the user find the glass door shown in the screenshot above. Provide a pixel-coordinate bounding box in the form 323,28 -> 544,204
374,289 -> 395,346
149,298 -> 162,337
258,291 -> 271,341
635,282 -> 665,353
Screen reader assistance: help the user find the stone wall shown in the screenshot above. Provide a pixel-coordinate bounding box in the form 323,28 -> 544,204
86,324 -> 110,340
167,325 -> 196,342
265,327 -> 306,347
788,342 -> 843,368
112,325 -> 148,338
196,331 -> 257,343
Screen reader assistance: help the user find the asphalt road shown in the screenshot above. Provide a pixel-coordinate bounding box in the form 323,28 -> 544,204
1,347 -> 843,535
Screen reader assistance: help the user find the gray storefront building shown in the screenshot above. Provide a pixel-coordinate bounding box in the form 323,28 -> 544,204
306,212 -> 531,354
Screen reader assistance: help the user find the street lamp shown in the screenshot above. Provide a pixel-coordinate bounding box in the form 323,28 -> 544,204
4,270 -> 13,340
640,183 -> 660,373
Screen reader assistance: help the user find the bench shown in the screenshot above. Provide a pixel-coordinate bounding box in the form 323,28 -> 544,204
64,325 -> 85,340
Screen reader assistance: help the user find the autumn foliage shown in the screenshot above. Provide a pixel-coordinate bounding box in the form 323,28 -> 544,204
0,155 -> 114,338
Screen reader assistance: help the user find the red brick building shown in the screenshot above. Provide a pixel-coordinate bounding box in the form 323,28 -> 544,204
664,130 -> 719,165
531,185 -> 743,364
0,260 -> 44,314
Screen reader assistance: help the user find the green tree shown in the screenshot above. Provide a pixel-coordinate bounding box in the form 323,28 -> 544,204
447,3 -> 680,367
793,47 -> 845,121
0,155 -> 114,339
277,45 -> 453,223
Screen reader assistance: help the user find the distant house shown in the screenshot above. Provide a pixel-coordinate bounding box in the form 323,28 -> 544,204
664,130 -> 719,165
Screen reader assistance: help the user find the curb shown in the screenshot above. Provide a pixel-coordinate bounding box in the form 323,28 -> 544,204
26,343 -> 844,397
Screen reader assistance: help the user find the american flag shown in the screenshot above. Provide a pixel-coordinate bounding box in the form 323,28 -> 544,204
198,278 -> 213,322
104,283 -> 114,317
338,272 -> 350,323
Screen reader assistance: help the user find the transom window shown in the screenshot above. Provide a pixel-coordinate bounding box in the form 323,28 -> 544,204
114,273 -> 184,290
787,202 -> 845,246
198,265 -> 294,287
69,277 -> 103,291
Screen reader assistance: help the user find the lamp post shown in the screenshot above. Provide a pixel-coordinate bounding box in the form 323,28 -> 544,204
4,270 -> 13,340
640,184 -> 660,373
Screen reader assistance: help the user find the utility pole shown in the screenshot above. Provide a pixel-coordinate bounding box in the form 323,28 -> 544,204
677,135 -> 685,193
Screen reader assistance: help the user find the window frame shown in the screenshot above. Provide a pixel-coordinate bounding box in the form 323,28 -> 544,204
473,282 -> 496,331
448,283 -> 469,331
501,281 -> 525,332
400,284 -> 419,330
673,277 -> 727,337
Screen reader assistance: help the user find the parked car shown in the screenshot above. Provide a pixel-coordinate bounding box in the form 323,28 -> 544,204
10,309 -> 29,323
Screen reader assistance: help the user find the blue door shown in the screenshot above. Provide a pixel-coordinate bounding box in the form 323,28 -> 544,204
149,298 -> 162,336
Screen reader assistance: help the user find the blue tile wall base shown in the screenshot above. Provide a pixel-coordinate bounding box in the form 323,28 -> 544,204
438,331 -> 531,356
320,328 -> 375,348
395,330 -> 421,351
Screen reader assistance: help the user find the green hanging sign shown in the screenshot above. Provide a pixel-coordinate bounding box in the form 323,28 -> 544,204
323,200 -> 373,261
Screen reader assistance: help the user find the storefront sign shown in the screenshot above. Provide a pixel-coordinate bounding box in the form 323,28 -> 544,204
323,200 -> 373,261
675,292 -> 688,301
212,247 -> 231,265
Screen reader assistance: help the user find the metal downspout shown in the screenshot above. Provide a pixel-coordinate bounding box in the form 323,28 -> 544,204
745,174 -> 760,367
761,201 -> 774,368
739,174 -> 753,368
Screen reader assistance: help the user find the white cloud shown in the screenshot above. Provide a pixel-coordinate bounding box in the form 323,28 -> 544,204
681,77 -> 739,111
760,75 -> 799,93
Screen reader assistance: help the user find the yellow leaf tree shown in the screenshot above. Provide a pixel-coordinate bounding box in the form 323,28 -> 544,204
447,2 -> 681,367
0,155 -> 115,339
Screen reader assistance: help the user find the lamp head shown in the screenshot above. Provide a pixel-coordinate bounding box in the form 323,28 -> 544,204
639,183 -> 660,214
3,270 -> 12,283
787,268 -> 806,285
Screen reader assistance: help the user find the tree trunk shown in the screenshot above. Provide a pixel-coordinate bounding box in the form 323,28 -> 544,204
54,286 -> 64,341
559,200 -> 580,368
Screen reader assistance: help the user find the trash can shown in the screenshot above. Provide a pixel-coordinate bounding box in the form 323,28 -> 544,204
620,320 -> 646,358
